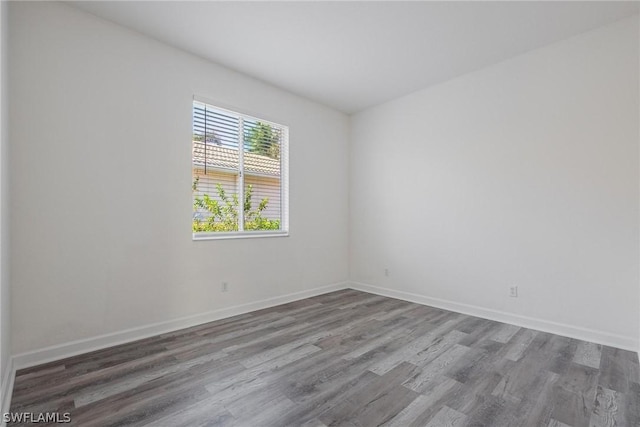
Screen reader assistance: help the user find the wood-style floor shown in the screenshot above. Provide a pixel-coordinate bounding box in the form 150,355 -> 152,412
9,290 -> 640,426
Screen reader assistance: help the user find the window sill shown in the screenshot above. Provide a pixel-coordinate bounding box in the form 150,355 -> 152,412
193,231 -> 289,241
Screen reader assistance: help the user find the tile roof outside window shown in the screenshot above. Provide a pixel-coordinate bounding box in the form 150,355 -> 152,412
192,141 -> 280,176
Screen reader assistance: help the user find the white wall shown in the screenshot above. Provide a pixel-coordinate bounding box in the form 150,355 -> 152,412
350,16 -> 640,349
9,2 -> 349,355
0,0 -> 10,392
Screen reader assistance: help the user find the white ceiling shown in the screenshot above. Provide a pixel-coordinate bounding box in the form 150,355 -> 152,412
69,1 -> 639,114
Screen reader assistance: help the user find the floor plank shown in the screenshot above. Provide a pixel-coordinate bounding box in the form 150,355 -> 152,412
573,341 -> 602,369
424,405 -> 467,427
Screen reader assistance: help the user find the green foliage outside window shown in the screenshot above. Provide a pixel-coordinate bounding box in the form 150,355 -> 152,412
246,122 -> 280,160
192,177 -> 280,232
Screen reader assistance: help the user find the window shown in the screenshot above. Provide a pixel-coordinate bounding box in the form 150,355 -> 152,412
192,98 -> 289,240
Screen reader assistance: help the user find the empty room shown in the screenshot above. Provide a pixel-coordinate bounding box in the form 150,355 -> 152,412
0,0 -> 639,426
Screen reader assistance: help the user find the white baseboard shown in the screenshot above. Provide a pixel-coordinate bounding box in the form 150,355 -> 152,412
9,279 -> 638,378
1,356 -> 14,426
349,281 -> 638,352
12,281 -> 349,370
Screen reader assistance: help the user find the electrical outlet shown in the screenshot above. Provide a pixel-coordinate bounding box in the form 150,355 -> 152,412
221,282 -> 229,292
384,268 -> 390,277
509,286 -> 518,298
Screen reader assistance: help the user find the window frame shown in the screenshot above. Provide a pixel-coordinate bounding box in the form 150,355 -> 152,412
192,96 -> 289,241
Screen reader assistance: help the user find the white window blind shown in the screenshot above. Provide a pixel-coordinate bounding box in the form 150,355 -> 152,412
192,99 -> 289,239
